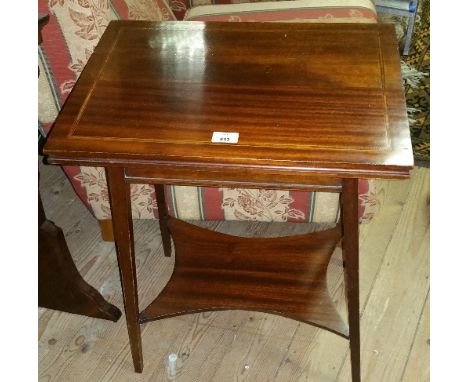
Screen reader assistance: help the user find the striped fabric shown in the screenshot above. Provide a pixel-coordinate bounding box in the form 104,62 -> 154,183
39,0 -> 378,225
74,168 -> 377,223
185,0 -> 377,22
166,181 -> 376,223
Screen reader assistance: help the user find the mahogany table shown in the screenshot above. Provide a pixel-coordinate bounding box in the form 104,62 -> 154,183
44,21 -> 413,381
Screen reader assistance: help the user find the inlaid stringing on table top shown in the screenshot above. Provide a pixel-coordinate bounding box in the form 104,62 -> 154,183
45,21 -> 413,181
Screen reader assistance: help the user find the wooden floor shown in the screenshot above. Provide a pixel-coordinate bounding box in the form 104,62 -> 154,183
38,161 -> 429,382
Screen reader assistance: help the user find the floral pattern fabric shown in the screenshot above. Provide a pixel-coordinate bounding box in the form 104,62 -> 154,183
73,167 -> 377,224
222,189 -> 305,222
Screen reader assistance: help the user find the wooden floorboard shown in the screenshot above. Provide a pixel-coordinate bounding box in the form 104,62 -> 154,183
39,162 -> 429,381
337,168 -> 430,382
401,291 -> 430,382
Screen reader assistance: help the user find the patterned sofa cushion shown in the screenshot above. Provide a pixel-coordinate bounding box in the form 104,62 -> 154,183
185,0 -> 377,22
39,0 -> 378,225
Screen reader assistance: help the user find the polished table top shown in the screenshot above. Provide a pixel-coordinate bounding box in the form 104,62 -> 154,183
44,21 -> 413,180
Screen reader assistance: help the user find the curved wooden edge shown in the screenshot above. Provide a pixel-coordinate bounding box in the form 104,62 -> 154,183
140,218 -> 347,337
168,215 -> 341,244
39,219 -> 122,322
140,307 -> 348,339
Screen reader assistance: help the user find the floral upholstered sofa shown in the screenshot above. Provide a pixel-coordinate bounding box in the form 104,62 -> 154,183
39,0 -> 378,239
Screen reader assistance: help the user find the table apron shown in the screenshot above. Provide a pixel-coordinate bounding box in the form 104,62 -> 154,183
124,166 -> 343,192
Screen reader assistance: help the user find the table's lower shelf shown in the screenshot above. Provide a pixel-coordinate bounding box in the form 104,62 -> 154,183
140,218 -> 348,338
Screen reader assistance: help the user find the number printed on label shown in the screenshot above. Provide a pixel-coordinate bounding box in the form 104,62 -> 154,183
211,132 -> 239,144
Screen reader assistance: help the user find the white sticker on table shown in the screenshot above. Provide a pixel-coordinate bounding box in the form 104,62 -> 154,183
211,132 -> 239,144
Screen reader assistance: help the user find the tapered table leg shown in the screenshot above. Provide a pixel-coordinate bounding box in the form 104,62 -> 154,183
342,178 -> 361,382
106,167 -> 143,373
155,184 -> 171,257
